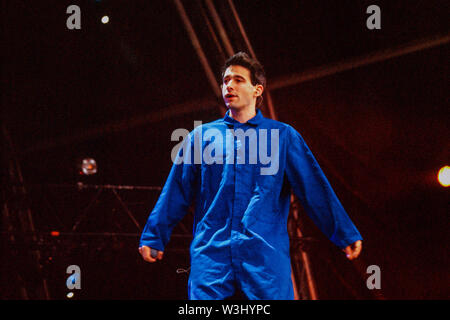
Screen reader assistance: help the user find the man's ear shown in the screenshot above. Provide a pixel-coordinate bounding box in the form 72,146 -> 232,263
254,84 -> 264,97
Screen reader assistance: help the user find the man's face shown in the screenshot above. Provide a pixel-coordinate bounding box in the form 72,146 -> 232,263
222,65 -> 263,111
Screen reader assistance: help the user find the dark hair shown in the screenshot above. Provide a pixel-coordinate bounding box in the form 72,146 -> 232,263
221,52 -> 266,108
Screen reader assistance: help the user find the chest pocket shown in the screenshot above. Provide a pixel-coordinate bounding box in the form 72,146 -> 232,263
246,173 -> 285,224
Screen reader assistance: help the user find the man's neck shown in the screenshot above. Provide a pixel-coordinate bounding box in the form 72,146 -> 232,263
228,106 -> 257,124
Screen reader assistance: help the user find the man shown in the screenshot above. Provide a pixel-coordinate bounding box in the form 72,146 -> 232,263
139,52 -> 362,300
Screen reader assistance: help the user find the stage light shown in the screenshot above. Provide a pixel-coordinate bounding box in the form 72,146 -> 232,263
437,166 -> 450,187
81,158 -> 97,175
50,231 -> 60,237
101,16 -> 109,24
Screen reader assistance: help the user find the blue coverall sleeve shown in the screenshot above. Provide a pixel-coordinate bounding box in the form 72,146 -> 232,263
285,126 -> 362,249
139,132 -> 198,251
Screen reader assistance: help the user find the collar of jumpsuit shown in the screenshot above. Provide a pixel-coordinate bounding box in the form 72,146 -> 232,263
223,108 -> 264,127
140,108 -> 362,300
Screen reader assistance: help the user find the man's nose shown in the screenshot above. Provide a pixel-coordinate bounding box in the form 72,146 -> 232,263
226,82 -> 235,92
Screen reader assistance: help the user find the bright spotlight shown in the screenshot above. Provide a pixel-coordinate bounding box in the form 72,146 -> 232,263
437,166 -> 450,187
101,16 -> 109,24
81,158 -> 97,175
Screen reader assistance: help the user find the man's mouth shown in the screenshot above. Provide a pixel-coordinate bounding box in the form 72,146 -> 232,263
225,93 -> 237,99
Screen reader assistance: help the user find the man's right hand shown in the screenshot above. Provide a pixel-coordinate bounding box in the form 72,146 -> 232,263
139,246 -> 164,263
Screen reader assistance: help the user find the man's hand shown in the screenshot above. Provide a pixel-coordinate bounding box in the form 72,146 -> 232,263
139,246 -> 164,263
342,240 -> 362,260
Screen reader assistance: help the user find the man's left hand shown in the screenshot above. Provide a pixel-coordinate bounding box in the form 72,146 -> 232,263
343,240 -> 362,260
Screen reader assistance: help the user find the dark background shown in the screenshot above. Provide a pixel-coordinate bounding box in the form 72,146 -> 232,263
2,0 -> 449,300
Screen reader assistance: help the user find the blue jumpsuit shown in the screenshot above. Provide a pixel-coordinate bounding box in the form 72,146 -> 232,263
140,109 -> 362,300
